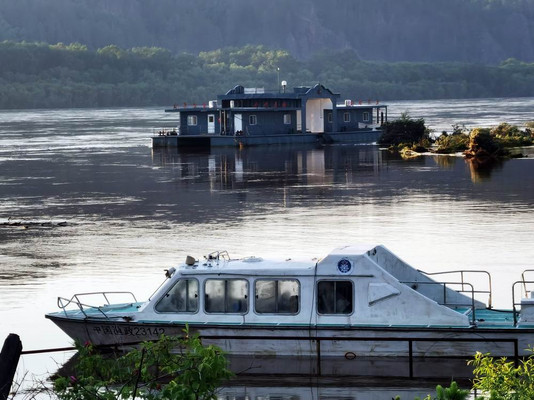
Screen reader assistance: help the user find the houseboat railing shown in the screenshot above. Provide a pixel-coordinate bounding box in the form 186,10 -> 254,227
512,279 -> 534,326
57,291 -> 138,319
401,280 -> 476,325
418,269 -> 493,309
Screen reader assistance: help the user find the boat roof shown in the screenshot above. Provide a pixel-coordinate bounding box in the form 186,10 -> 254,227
178,244 -> 377,276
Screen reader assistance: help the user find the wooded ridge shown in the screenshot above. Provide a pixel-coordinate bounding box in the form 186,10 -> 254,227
1,42 -> 534,109
1,0 -> 534,64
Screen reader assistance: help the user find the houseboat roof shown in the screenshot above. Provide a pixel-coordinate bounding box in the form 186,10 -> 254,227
218,84 -> 339,101
164,84 -> 387,113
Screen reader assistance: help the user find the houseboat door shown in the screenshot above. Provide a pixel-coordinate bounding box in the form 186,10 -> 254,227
234,114 -> 243,134
207,114 -> 215,134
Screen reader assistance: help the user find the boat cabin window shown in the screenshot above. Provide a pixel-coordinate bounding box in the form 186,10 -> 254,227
344,112 -> 350,123
317,280 -> 353,315
363,111 -> 370,122
187,115 -> 197,126
283,114 -> 291,125
255,279 -> 299,314
249,115 -> 257,125
204,279 -> 248,314
155,279 -> 199,313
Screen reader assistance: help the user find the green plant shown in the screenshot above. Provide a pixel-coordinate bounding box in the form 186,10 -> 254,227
435,132 -> 469,153
410,381 -> 470,400
52,327 -> 232,400
468,350 -> 534,399
379,112 -> 431,147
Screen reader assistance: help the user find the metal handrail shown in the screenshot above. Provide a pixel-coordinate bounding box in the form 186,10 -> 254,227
401,280 -> 476,325
418,269 -> 493,309
512,280 -> 534,326
521,270 -> 534,298
57,291 -> 138,319
205,250 -> 231,261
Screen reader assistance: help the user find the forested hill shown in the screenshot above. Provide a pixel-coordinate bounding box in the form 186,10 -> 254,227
1,0 -> 534,63
1,42 -> 534,109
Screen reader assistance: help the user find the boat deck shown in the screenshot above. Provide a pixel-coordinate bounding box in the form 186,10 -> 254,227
55,303 -> 529,330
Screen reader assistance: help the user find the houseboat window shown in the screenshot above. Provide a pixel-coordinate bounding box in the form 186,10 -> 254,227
155,279 -> 198,313
283,114 -> 291,125
204,279 -> 248,314
208,115 -> 215,123
327,113 -> 333,123
317,280 -> 353,314
363,112 -> 370,122
187,115 -> 197,126
249,115 -> 257,125
255,279 -> 299,314
343,112 -> 350,123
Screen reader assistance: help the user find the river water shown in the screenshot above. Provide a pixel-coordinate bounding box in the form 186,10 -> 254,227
1,97 -> 534,398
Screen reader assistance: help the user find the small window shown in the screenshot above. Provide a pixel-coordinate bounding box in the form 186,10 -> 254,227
343,112 -> 350,123
363,112 -> 370,122
205,279 -> 248,314
156,279 -> 198,313
283,114 -> 291,125
317,280 -> 353,314
187,115 -> 197,126
208,115 -> 215,123
327,113 -> 333,123
249,115 -> 257,125
255,279 -> 299,314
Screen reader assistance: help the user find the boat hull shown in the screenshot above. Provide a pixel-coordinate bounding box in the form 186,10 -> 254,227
46,314 -> 534,378
151,130 -> 382,148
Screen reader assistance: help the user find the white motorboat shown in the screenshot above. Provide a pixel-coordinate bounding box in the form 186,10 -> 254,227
46,244 -> 534,378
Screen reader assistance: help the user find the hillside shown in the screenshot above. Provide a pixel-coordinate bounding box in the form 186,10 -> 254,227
1,0 -> 534,63
1,42 -> 534,109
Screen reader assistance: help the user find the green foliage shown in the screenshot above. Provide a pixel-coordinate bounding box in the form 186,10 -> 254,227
468,350 -> 534,399
2,40 -> 534,109
490,123 -> 533,147
396,381 -> 470,400
53,329 -> 232,400
379,112 -> 430,146
435,133 -> 470,153
467,128 -> 502,156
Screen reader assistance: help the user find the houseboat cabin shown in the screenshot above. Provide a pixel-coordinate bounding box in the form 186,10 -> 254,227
153,84 -> 387,148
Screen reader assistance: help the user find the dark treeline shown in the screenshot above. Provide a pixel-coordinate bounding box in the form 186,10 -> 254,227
2,0 -> 534,63
1,41 -> 534,109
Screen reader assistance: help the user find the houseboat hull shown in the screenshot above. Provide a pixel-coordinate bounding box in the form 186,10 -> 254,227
151,130 -> 382,148
46,314 -> 532,379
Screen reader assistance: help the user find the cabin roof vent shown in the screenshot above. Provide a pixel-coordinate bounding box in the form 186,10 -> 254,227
185,255 -> 196,266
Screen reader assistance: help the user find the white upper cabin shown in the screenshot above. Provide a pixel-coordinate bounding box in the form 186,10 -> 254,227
137,245 -> 473,328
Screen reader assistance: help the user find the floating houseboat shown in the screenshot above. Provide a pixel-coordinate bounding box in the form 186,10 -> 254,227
46,244 -> 534,378
152,84 -> 387,148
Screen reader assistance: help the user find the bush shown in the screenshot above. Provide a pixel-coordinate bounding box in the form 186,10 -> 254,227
435,133 -> 469,153
52,328 -> 233,400
468,350 -> 534,399
379,112 -> 431,147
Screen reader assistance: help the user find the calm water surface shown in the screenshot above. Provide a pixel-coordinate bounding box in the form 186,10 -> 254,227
1,98 -> 534,398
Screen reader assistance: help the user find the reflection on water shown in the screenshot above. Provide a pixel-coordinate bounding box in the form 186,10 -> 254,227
1,102 -> 533,397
